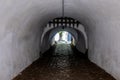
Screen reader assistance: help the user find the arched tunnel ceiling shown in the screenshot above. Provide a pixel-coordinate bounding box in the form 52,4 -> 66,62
0,0 -> 120,80
1,0 -> 120,35
2,0 -> 119,32
40,17 -> 87,47
40,23 -> 88,53
48,27 -> 87,53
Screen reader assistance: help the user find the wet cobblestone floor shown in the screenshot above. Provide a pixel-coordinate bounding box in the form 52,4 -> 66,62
13,44 -> 116,80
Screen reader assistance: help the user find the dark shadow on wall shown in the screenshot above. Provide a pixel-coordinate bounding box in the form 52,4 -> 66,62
71,45 -> 88,59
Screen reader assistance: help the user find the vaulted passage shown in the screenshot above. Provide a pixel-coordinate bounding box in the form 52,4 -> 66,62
1,0 -> 120,80
13,44 -> 115,80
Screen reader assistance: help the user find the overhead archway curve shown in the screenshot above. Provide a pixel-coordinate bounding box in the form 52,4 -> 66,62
41,24 -> 88,53
41,23 -> 88,49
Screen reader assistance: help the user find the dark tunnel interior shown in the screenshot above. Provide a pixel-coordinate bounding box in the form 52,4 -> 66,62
13,17 -> 115,80
1,1 -> 120,80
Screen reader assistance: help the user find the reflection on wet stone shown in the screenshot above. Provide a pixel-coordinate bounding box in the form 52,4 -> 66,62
13,44 -> 115,80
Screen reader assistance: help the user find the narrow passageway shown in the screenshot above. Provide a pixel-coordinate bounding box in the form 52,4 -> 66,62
13,43 -> 115,80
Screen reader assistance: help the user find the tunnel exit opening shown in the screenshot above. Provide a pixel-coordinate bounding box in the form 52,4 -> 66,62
41,17 -> 88,54
51,31 -> 75,46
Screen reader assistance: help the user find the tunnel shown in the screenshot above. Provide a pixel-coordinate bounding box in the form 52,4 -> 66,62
0,0 -> 120,80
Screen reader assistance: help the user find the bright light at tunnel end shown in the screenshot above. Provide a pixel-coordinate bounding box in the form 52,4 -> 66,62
52,31 -> 75,45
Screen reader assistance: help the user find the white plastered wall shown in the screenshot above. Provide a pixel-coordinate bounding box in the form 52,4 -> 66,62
64,0 -> 120,79
0,0 -> 61,80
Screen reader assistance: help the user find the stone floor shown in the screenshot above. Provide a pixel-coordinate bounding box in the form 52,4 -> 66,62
13,44 -> 116,80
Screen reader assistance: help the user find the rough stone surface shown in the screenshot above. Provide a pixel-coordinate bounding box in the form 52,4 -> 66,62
13,44 -> 115,80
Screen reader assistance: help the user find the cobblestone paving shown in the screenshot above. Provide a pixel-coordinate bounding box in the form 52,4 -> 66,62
13,44 -> 116,80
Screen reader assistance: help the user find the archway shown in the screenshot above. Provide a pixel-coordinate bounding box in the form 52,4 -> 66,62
40,17 -> 88,54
